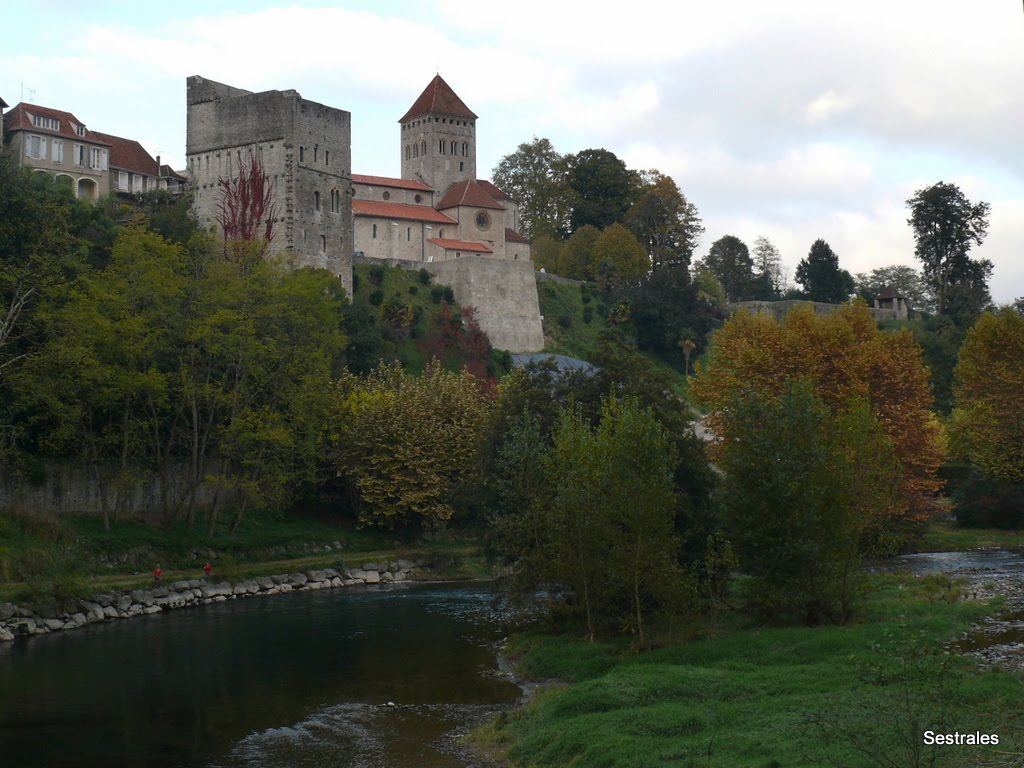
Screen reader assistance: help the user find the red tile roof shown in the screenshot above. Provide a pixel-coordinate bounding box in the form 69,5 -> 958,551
4,103 -> 109,145
478,179 -> 511,201
90,131 -> 158,176
437,179 -> 505,211
351,174 -> 433,192
399,75 -> 477,123
428,238 -> 493,253
505,228 -> 529,243
877,286 -> 905,300
160,165 -> 188,182
352,200 -> 457,225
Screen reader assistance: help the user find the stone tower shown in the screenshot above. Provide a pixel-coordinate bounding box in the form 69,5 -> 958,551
185,76 -> 353,296
399,75 -> 477,194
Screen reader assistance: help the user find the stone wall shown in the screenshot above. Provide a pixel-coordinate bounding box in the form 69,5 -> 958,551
0,558 -> 440,643
353,254 -> 544,352
429,257 -> 544,352
0,463 -> 228,520
728,300 -> 903,323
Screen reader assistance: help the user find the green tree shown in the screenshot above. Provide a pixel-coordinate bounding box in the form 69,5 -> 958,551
702,235 -> 753,302
566,149 -> 638,233
718,382 -> 898,624
692,263 -> 726,308
560,224 -> 601,281
591,223 -> 649,288
530,234 -> 564,275
906,182 -> 991,316
332,362 -> 491,528
626,172 -> 704,272
0,158 -> 85,380
795,238 -> 854,303
751,235 -> 784,299
491,137 -> 575,239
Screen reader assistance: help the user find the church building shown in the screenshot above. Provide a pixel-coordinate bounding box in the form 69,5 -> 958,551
352,75 -> 531,264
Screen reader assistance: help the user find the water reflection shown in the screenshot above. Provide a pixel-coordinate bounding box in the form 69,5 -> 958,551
0,583 -> 521,768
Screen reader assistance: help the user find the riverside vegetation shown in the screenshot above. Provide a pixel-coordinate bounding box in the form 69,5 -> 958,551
2,152 -> 1024,766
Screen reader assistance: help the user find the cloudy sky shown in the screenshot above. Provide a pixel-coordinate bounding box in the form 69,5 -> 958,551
4,1 -> 1022,302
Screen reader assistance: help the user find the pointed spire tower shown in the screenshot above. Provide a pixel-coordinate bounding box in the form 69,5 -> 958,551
399,75 -> 477,194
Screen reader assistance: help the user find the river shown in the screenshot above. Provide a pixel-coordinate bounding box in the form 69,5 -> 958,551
0,582 -> 522,768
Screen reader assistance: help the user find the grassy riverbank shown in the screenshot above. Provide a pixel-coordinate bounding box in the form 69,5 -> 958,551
476,574 -> 1022,767
0,508 -> 490,605
914,518 -> 1024,553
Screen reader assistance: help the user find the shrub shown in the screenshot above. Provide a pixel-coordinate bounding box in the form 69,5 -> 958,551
558,314 -> 571,329
408,285 -> 418,296
596,303 -> 609,318
583,305 -> 594,324
369,289 -> 384,306
430,286 -> 445,304
442,286 -> 455,303
351,273 -> 360,293
368,265 -> 385,286
418,268 -> 431,285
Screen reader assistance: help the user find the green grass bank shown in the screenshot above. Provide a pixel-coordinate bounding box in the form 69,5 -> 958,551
476,574 -> 1022,767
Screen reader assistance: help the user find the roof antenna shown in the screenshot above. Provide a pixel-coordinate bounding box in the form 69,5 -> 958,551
21,82 -> 36,103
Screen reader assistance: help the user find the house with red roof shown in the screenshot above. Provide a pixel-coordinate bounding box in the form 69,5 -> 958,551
351,75 -> 531,265
2,102 -> 111,200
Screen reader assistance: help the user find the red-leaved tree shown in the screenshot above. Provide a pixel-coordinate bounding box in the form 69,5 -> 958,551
217,150 -> 276,258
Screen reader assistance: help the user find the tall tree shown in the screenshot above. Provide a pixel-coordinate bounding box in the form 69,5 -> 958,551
906,182 -> 991,316
702,235 -> 753,302
560,225 -> 601,281
491,137 -> 575,240
795,239 -> 854,303
566,149 -> 638,233
626,172 -> 704,272
751,235 -> 784,299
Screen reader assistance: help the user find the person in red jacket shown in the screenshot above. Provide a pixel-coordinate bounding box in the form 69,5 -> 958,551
203,562 -> 212,581
153,565 -> 162,586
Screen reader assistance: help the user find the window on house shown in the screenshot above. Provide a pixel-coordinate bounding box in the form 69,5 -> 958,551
439,229 -> 444,238
413,144 -> 418,158
450,141 -> 456,155
372,223 -> 377,238
314,191 -> 320,211
89,148 -> 107,171
406,145 -> 411,160
414,194 -> 422,203
75,124 -> 85,137
460,162 -> 464,172
320,235 -> 326,252
439,140 -> 445,155
74,144 -> 86,166
52,140 -> 63,164
314,145 -> 318,163
26,135 -> 45,159
421,140 -> 426,155
462,142 -> 468,156
300,146 -> 304,162
118,171 -> 128,190
382,191 -> 390,201
325,150 -> 329,165
407,227 -> 411,241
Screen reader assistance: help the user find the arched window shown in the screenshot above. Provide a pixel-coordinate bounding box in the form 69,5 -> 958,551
421,140 -> 426,155
439,140 -> 445,154
450,141 -> 456,155
462,142 -> 468,156
413,144 -> 418,158
405,145 -> 411,160
314,191 -> 320,211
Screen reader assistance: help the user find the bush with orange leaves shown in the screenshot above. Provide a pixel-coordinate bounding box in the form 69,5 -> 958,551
691,302 -> 945,532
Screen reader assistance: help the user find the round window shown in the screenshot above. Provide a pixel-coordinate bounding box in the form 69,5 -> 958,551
414,194 -> 422,203
475,211 -> 490,230
382,190 -> 391,200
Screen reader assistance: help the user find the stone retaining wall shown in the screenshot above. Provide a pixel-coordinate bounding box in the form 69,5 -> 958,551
0,558 -> 432,643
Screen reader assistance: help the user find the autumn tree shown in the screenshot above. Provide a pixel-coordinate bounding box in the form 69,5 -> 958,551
950,309 -> 1024,485
795,239 -> 854,303
332,362 -> 491,528
906,182 -> 991,316
530,235 -> 564,274
701,235 -> 753,302
560,224 -> 601,281
626,172 -> 704,272
692,303 -> 945,531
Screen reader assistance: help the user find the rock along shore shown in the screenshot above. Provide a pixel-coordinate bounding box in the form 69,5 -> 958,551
0,558 -> 432,643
